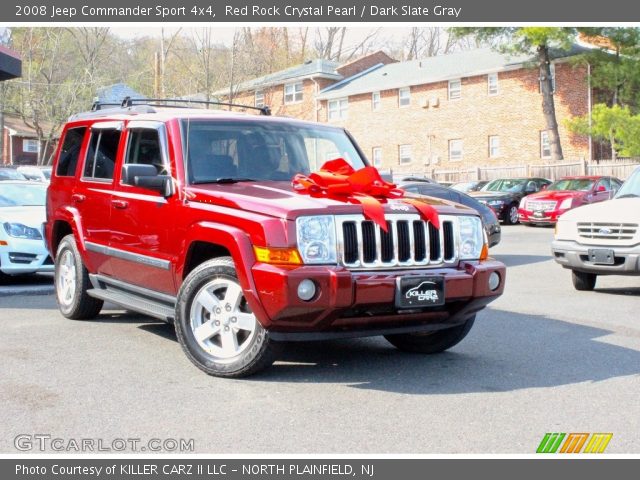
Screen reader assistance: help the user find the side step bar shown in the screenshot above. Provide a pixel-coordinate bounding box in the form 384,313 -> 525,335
88,274 -> 176,322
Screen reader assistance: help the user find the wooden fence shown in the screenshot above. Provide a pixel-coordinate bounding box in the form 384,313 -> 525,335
427,158 -> 640,183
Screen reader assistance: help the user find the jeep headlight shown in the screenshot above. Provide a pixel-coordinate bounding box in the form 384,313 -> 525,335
296,215 -> 337,264
458,216 -> 485,260
3,222 -> 42,240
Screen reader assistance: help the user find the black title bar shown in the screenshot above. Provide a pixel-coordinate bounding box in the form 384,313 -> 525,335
4,0 -> 640,22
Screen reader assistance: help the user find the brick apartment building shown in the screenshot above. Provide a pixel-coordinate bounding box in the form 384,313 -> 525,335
219,47 -> 594,174
216,51 -> 396,121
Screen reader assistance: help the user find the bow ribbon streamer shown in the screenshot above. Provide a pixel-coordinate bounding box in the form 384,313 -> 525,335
292,158 -> 440,231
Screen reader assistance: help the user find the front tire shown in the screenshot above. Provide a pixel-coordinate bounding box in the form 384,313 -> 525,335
572,270 -> 597,291
54,235 -> 103,319
174,257 -> 279,378
384,315 -> 476,354
503,204 -> 520,225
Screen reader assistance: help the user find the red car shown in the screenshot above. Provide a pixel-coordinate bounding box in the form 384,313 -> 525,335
518,176 -> 622,225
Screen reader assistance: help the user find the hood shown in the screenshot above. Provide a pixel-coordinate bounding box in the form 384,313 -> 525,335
559,197 -> 640,223
526,190 -> 585,202
468,191 -> 516,201
0,206 -> 46,228
186,181 -> 474,220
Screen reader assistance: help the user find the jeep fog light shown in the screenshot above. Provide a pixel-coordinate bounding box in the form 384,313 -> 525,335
297,279 -> 317,301
488,272 -> 501,291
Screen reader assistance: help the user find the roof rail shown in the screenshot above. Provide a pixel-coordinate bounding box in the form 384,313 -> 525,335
91,101 -> 122,111
120,96 -> 271,116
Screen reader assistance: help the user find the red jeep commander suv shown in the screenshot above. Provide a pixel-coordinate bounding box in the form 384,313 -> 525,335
45,99 -> 506,377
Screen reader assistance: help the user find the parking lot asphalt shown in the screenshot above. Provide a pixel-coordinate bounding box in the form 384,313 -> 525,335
1,225 -> 639,454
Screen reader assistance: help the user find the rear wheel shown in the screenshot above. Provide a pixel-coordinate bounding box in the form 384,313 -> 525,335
384,316 -> 475,354
503,204 -> 519,225
54,235 -> 103,319
572,270 -> 597,291
174,257 -> 280,378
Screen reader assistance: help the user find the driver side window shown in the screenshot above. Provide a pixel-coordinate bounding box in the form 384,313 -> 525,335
125,129 -> 164,170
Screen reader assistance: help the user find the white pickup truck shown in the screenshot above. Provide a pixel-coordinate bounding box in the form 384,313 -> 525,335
552,166 -> 640,290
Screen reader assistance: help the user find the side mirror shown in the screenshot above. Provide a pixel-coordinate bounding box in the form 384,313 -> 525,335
121,164 -> 174,197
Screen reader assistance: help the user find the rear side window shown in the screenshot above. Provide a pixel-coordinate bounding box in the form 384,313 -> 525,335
56,127 -> 87,177
83,129 -> 121,180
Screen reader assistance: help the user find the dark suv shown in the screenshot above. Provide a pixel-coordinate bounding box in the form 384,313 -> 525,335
46,99 -> 506,377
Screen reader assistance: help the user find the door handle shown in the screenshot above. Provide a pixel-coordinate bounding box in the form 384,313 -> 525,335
111,199 -> 129,209
71,194 -> 85,203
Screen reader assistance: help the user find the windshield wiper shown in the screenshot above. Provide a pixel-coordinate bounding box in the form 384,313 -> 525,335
192,178 -> 255,185
616,193 -> 639,199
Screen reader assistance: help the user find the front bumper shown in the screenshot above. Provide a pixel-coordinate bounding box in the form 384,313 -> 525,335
250,260 -> 506,339
0,238 -> 53,275
551,239 -> 640,275
519,209 -> 566,224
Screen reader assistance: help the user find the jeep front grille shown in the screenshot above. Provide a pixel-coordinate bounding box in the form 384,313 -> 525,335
577,222 -> 638,240
336,214 -> 458,269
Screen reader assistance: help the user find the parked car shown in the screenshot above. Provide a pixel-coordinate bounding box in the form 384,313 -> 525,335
45,99 -> 505,378
17,165 -> 52,183
451,180 -> 489,193
468,177 -> 552,225
0,167 -> 27,181
519,176 -> 622,226
0,181 -> 53,280
400,181 -> 501,247
552,166 -> 640,290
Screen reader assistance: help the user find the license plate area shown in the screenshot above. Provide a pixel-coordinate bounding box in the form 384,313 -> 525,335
395,276 -> 445,309
588,248 -> 615,265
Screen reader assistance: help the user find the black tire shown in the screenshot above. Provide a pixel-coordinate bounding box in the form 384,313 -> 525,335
503,204 -> 520,225
384,315 -> 476,354
174,256 -> 280,378
572,270 -> 597,291
54,234 -> 103,319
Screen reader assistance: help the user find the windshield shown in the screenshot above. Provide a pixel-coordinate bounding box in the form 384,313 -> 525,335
547,179 -> 595,191
0,169 -> 27,181
0,183 -> 47,207
615,168 -> 640,198
482,178 -> 526,193
182,120 -> 366,184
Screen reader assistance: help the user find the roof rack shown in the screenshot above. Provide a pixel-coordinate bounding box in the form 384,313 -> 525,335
91,101 -> 122,111
120,96 -> 271,116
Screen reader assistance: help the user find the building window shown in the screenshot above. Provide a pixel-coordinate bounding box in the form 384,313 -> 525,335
448,79 -> 461,100
372,91 -> 381,111
539,63 -> 556,94
255,90 -> 265,108
488,136 -> 500,158
284,81 -> 303,104
540,131 -> 552,158
488,73 -> 499,96
23,139 -> 39,153
399,144 -> 412,164
372,147 -> 382,167
398,87 -> 410,107
449,139 -> 463,161
328,98 -> 348,120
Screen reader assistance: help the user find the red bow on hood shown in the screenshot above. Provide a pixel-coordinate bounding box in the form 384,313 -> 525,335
292,158 -> 440,231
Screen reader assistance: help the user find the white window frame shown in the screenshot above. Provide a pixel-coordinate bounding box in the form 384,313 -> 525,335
328,98 -> 348,121
488,73 -> 499,96
372,91 -> 381,111
399,144 -> 412,164
284,81 -> 303,104
398,87 -> 411,107
255,90 -> 265,108
489,135 -> 500,158
540,131 -> 552,159
23,139 -> 39,153
372,147 -> 382,167
449,139 -> 463,161
448,79 -> 461,100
